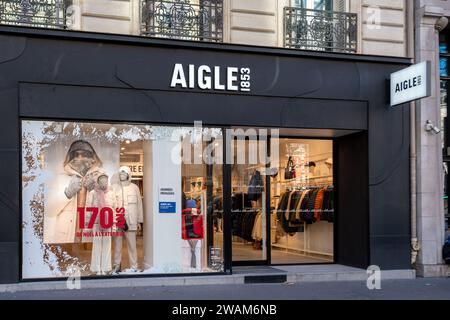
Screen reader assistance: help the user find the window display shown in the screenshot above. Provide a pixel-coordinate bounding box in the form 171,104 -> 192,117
22,120 -> 224,279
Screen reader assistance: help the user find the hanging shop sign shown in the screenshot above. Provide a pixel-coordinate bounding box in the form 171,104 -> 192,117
170,63 -> 251,92
159,187 -> 176,214
390,61 -> 431,107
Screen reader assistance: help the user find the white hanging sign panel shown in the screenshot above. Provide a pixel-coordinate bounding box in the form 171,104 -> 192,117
390,61 -> 431,107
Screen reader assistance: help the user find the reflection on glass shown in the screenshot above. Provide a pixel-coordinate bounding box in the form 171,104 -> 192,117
441,58 -> 448,77
296,0 -> 333,10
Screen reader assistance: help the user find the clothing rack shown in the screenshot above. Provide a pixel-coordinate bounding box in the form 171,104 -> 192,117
271,170 -> 334,260
231,176 -> 266,252
232,192 -> 266,258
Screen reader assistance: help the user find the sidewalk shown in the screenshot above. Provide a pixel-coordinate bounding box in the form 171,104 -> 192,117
1,278 -> 450,300
0,265 -> 415,293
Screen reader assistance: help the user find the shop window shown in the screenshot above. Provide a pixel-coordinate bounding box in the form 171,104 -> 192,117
270,138 -> 334,264
21,120 -> 224,279
285,0 -> 356,53
294,0 -> 348,11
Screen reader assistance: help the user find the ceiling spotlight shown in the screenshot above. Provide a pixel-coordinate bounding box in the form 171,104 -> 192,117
121,147 -> 126,151
126,140 -> 131,144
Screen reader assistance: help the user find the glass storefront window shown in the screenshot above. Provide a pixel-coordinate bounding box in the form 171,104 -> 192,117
21,120 -> 224,279
270,138 -> 334,264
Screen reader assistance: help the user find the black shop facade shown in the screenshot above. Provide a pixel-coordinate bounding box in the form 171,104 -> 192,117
0,26 -> 411,283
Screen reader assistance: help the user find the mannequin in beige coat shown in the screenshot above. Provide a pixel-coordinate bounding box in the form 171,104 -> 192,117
112,166 -> 143,272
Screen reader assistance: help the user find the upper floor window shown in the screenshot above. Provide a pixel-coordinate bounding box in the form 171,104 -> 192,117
285,0 -> 356,53
294,0 -> 348,11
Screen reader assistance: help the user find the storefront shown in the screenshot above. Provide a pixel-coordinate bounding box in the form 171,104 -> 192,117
0,26 -> 412,283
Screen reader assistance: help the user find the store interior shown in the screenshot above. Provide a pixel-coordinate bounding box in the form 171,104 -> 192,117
225,137 -> 334,264
270,138 -> 334,264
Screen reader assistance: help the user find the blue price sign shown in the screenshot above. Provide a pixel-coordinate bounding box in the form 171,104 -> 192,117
159,202 -> 176,213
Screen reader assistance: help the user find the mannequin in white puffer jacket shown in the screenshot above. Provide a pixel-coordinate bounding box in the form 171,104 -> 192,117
112,166 -> 143,272
86,173 -> 117,275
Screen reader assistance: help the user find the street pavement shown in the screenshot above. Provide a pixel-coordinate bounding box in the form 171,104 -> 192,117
0,278 -> 450,300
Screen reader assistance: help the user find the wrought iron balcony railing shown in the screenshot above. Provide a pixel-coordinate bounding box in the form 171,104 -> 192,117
141,0 -> 223,42
0,0 -> 70,29
284,7 -> 357,53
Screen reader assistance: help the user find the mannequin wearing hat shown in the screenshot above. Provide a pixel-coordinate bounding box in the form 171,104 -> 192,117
112,166 -> 143,273
45,140 -> 103,244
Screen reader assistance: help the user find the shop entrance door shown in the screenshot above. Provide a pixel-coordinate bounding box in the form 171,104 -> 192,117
230,137 -> 268,265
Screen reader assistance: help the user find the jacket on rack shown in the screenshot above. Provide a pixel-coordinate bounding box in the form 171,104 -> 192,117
320,188 -> 334,222
252,212 -> 263,241
314,189 -> 325,222
232,209 -> 258,241
276,191 -> 303,233
276,192 -> 290,222
276,187 -> 334,232
231,193 -> 253,237
285,191 -> 303,233
213,196 -> 223,219
248,170 -> 264,201
301,189 -> 316,224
